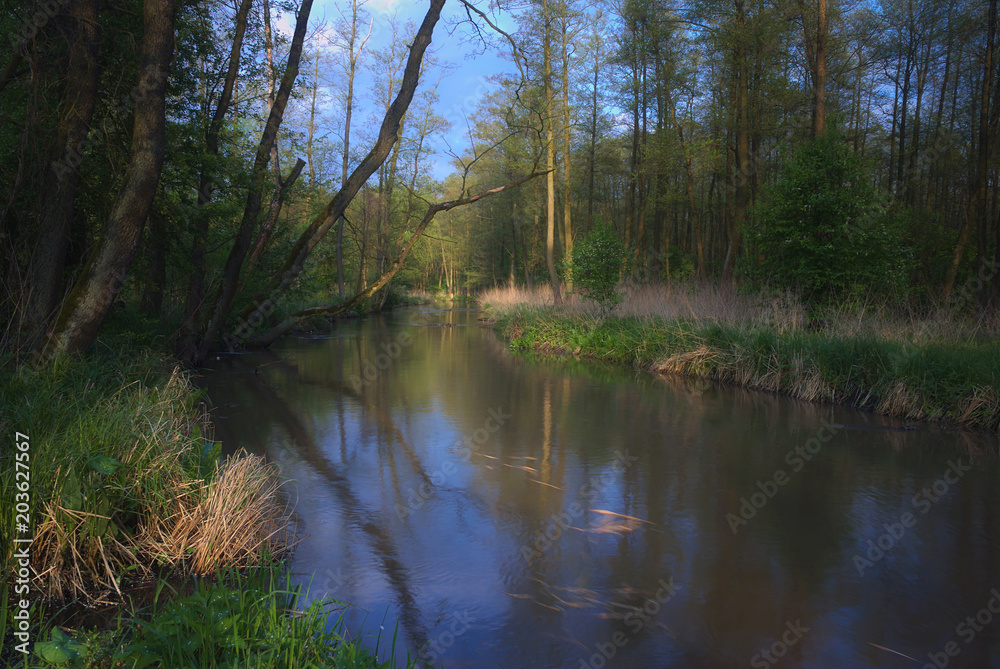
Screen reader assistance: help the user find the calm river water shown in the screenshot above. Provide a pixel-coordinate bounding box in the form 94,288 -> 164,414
202,305 -> 1000,668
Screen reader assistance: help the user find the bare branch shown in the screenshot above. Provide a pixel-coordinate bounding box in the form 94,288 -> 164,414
247,169 -> 552,347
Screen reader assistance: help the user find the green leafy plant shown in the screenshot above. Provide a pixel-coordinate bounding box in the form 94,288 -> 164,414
35,628 -> 89,667
115,566 -> 408,669
741,130 -> 909,303
572,223 -> 628,314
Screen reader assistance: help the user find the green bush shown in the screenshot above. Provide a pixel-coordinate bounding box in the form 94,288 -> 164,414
741,131 -> 909,303
571,223 -> 628,313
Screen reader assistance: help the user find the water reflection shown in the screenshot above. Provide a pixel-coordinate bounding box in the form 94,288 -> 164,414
202,306 -> 1000,668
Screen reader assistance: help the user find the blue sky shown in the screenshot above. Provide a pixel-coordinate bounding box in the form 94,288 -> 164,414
298,0 -> 518,182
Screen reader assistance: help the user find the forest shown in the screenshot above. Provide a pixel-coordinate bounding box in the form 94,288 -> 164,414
2,0 -> 1000,665
2,0 -> 999,363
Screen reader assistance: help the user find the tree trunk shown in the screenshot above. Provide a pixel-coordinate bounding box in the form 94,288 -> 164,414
194,0 -> 315,362
814,0 -> 826,135
249,170 -> 549,347
41,0 -> 175,358
722,0 -> 750,284
941,0 -> 996,302
227,0 -> 447,350
588,47 -> 599,230
543,0 -> 561,303
336,1 -> 372,301
307,50 -> 319,189
560,6 -> 573,291
247,158 -> 306,272
177,0 -> 253,356
26,0 -> 101,347
140,200 -> 167,316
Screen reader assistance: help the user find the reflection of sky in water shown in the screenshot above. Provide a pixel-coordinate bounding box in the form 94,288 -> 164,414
202,306 -> 1000,668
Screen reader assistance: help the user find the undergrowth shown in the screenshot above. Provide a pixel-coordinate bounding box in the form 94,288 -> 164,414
20,562 -> 411,668
485,296 -> 1000,431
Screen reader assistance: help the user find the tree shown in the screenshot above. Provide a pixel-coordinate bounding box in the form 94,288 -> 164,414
542,0 -> 562,303
24,0 -> 101,347
41,0 -> 177,357
741,131 -> 906,302
573,222 -> 627,313
332,0 -> 373,301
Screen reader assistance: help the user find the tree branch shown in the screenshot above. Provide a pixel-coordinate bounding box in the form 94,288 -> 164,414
247,169 -> 551,347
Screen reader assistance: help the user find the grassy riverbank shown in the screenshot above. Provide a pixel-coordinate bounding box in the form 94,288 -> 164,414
1,320 -> 406,667
482,285 -> 1000,431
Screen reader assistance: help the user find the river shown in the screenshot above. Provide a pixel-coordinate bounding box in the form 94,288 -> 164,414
201,305 -> 1000,668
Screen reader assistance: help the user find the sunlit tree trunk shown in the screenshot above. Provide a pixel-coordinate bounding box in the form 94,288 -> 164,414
336,0 -> 372,301
307,50 -> 319,189
559,4 -> 573,291
543,0 -> 561,303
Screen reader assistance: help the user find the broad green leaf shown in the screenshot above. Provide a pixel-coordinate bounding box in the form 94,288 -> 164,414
88,455 -> 120,475
200,441 -> 221,478
61,468 -> 82,511
35,640 -> 72,664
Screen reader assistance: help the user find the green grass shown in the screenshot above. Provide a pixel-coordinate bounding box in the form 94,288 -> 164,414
2,318 -> 400,668
488,304 -> 1000,431
0,335 -> 228,600
11,561 -> 413,668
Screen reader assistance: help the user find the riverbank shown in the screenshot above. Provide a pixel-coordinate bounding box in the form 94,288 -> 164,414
482,285 -> 1000,432
0,319 -> 405,667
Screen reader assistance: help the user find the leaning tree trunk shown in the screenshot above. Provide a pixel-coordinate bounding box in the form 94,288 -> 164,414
194,0 -> 316,363
247,158 -> 307,273
26,0 -> 101,348
223,0 -> 447,354
41,0 -> 175,358
176,0 -> 254,359
248,170 -> 550,347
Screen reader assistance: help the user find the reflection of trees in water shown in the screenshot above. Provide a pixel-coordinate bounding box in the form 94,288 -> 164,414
244,369 -> 433,653
204,311 -> 1000,666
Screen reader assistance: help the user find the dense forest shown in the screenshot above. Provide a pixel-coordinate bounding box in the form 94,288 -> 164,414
2,0 -> 999,362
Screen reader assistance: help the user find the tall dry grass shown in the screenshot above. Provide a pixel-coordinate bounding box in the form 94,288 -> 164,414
480,282 -> 1000,345
141,454 -> 292,574
481,282 -> 1000,430
3,354 -> 292,602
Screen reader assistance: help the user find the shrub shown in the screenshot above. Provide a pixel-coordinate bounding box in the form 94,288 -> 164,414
572,223 -> 628,313
741,131 -> 909,303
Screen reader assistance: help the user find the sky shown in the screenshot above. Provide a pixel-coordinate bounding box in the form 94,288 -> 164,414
289,0 -> 518,182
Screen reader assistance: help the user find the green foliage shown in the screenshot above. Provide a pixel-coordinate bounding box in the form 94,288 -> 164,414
742,131 -> 909,303
34,628 -> 88,667
115,567 -> 401,669
494,306 -> 1000,430
571,223 -> 628,313
0,337 -> 220,599
16,564 -> 408,669
664,246 -> 695,280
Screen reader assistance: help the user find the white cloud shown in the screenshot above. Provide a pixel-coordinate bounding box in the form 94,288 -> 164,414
366,0 -> 402,14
